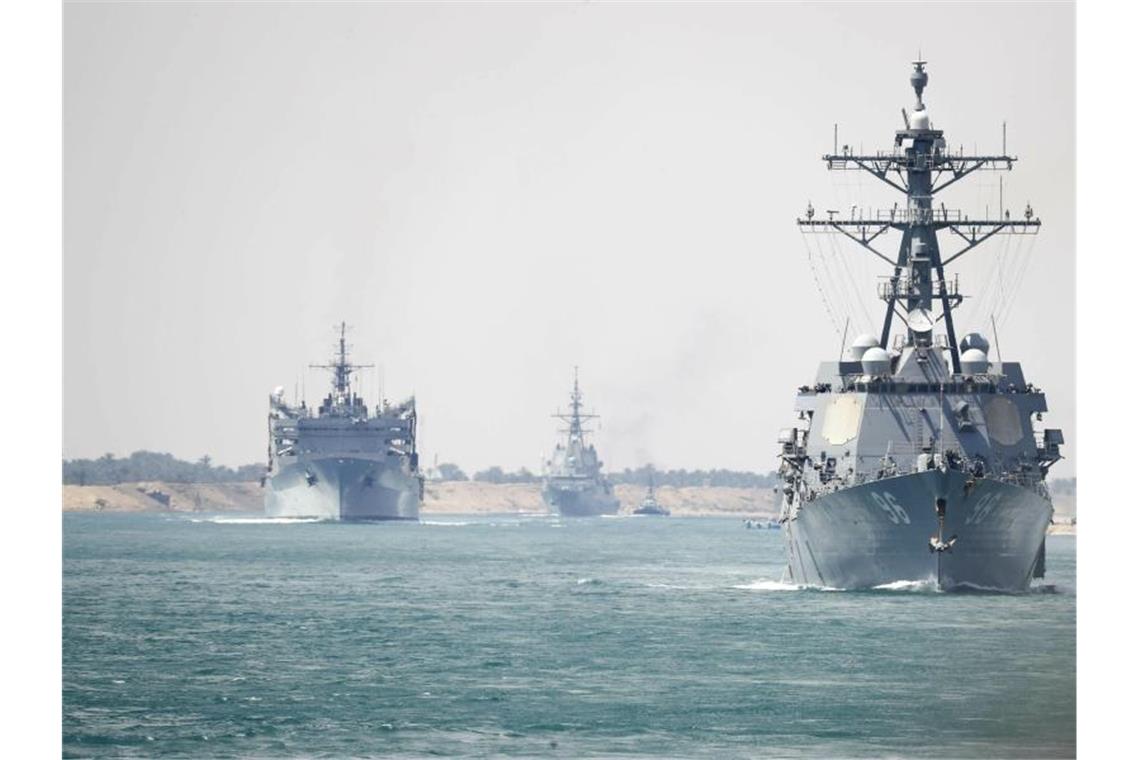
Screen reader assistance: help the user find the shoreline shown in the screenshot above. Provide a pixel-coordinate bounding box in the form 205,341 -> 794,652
62,481 -> 782,519
62,481 -> 1076,531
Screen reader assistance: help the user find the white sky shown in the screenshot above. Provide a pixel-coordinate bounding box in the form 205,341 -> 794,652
63,1 -> 1075,477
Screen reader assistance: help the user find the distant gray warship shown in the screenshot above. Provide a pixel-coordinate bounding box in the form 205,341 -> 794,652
542,369 -> 619,517
264,323 -> 422,521
632,467 -> 669,516
778,61 -> 1063,591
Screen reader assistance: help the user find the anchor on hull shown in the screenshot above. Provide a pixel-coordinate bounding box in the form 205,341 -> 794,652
928,497 -> 958,553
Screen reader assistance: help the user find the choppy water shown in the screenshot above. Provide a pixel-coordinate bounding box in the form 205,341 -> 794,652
63,513 -> 1075,758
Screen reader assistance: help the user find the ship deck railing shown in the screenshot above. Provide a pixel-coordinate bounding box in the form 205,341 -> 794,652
838,377 -> 999,394
801,205 -> 1041,231
823,148 -> 1016,172
877,276 -> 960,300
836,449 -> 1043,490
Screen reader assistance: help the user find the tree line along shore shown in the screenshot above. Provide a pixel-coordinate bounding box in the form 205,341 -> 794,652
62,451 -> 781,489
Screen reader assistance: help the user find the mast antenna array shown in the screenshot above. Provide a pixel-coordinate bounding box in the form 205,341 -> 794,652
796,61 -> 1040,373
553,366 -> 599,440
309,321 -> 375,397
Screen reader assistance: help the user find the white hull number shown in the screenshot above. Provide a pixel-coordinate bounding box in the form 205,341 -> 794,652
965,492 -> 1001,525
871,491 -> 911,525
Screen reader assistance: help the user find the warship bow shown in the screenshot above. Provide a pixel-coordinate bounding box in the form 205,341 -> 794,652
264,322 -> 422,521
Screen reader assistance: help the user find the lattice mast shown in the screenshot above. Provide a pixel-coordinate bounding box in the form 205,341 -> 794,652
798,60 -> 1040,372
310,321 -> 374,401
554,366 -> 598,446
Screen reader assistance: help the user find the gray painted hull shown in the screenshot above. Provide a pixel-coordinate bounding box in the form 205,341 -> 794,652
265,457 -> 420,521
542,482 -> 619,517
784,470 -> 1051,591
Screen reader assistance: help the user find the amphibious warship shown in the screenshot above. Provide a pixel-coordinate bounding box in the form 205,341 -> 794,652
542,369 -> 620,516
632,467 -> 670,516
778,61 -> 1063,591
264,323 -> 422,520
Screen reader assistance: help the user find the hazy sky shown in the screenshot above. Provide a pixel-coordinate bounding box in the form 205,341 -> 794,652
64,1 -> 1075,477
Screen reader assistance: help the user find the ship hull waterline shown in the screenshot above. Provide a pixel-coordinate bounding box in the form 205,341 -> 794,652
542,482 -> 620,517
783,470 -> 1051,592
265,457 -> 421,521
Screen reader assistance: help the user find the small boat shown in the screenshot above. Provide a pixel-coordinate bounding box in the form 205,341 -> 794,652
632,468 -> 670,516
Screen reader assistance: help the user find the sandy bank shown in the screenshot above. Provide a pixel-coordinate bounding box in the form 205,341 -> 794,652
63,481 -> 781,518
62,481 -> 1071,529
62,482 -> 264,513
422,482 -> 781,518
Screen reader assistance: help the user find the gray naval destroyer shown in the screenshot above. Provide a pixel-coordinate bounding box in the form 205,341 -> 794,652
542,369 -> 620,516
778,61 -> 1064,591
264,323 -> 422,521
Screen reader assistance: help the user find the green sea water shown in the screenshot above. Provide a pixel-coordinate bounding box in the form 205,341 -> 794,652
63,513 -> 1075,758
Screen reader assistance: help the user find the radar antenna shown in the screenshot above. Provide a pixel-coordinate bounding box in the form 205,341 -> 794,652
309,321 -> 375,401
553,366 -> 600,446
796,61 -> 1040,372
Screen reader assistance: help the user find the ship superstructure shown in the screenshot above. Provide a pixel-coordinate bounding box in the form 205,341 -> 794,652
778,61 -> 1063,590
264,322 -> 422,520
542,369 -> 620,516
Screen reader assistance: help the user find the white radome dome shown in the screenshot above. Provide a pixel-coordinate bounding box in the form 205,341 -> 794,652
909,109 -> 931,130
861,347 -> 891,377
272,385 -> 286,399
959,333 -> 990,356
849,333 -> 880,361
960,348 -> 990,375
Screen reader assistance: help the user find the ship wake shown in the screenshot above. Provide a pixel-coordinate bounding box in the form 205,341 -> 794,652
732,579 -> 842,592
871,579 -> 941,593
190,516 -> 326,525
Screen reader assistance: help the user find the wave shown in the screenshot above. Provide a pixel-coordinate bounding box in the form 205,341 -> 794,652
420,518 -> 547,528
734,577 -> 1061,595
872,579 -> 940,592
944,581 -> 1066,596
732,579 -> 806,592
732,578 -> 851,592
190,516 -> 324,525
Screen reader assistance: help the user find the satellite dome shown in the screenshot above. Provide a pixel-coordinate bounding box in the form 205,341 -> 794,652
960,348 -> 990,375
849,333 -> 880,361
861,347 -> 891,377
272,385 -> 286,399
959,333 -> 991,355
909,109 -> 931,130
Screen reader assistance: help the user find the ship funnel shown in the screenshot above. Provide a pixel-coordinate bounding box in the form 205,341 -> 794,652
861,347 -> 892,377
849,333 -> 880,361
